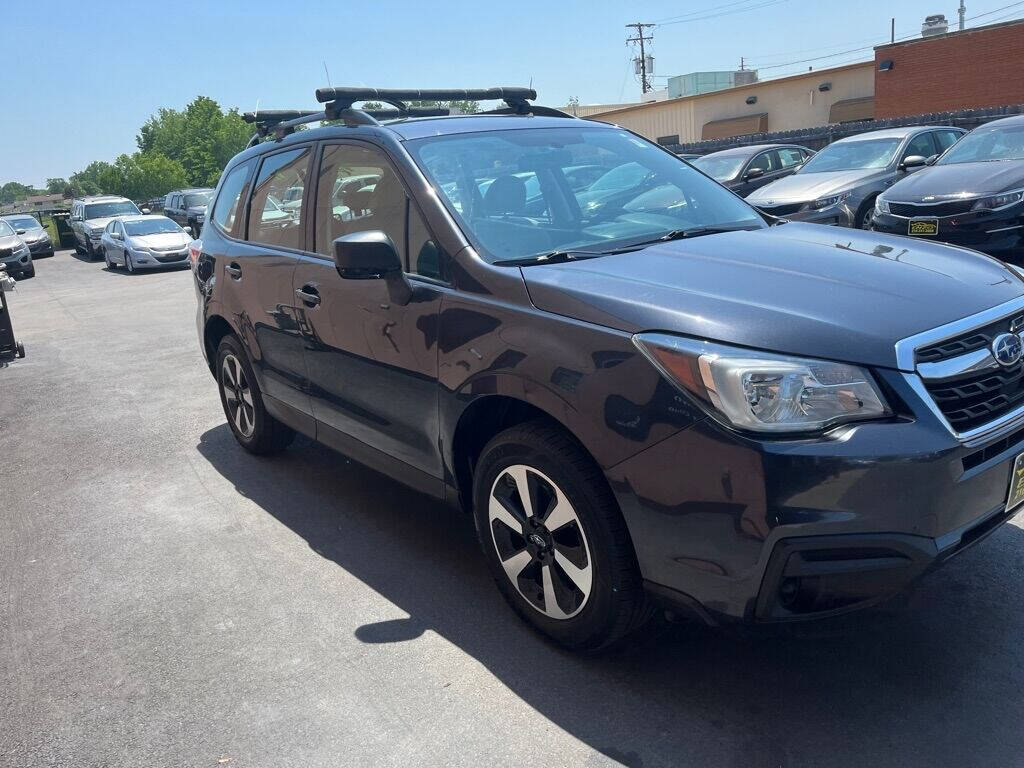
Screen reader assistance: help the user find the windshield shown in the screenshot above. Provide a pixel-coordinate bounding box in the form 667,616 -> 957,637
939,124 -> 1024,165
185,193 -> 211,208
3,216 -> 40,230
407,127 -> 765,263
0,220 -> 14,236
124,217 -> 182,236
799,138 -> 902,172
85,201 -> 141,219
692,154 -> 746,181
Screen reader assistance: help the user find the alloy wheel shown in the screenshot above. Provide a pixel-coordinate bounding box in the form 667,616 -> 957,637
488,464 -> 593,620
861,207 -> 875,230
221,354 -> 255,438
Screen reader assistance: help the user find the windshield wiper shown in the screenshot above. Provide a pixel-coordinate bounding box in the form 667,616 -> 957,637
493,249 -> 613,267
656,225 -> 758,242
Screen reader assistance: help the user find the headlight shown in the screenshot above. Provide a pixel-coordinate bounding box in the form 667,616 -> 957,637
15,243 -> 29,256
633,334 -> 890,433
971,190 -> 1024,211
811,191 -> 851,210
875,197 -> 890,215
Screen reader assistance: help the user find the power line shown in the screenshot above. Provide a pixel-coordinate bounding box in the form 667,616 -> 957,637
652,0 -> 776,23
657,0 -> 790,26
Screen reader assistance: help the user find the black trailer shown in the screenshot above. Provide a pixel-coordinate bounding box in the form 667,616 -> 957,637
0,274 -> 25,364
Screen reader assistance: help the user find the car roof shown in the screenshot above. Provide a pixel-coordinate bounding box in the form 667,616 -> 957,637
1,214 -> 40,221
118,214 -> 171,222
833,125 -> 960,143
76,195 -> 131,203
697,143 -> 808,159
972,114 -> 1024,129
169,188 -> 214,194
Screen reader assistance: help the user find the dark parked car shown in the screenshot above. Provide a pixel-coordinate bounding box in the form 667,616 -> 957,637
194,87 -> 1024,650
1,214 -> 53,258
164,188 -> 213,236
873,114 -> 1024,256
692,144 -> 813,197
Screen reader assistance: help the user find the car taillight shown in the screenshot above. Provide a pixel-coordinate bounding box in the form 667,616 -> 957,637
189,239 -> 202,268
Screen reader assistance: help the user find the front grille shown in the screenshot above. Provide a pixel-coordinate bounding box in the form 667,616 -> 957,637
915,312 -> 1024,363
925,363 -> 1024,432
889,200 -> 975,218
155,252 -> 187,263
757,202 -> 805,217
0,248 -> 11,258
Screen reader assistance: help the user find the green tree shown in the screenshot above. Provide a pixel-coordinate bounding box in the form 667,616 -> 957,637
45,178 -> 68,195
69,161 -> 114,196
90,152 -> 188,201
136,96 -> 251,187
0,182 -> 40,204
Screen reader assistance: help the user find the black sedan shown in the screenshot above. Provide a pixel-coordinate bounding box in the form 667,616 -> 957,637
873,115 -> 1024,256
691,143 -> 813,197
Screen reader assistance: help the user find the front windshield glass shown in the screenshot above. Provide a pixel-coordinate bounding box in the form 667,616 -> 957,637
407,127 -> 765,263
185,193 -> 211,208
692,154 -> 746,181
124,217 -> 182,236
4,216 -> 40,230
939,124 -> 1024,164
0,220 -> 14,236
799,138 -> 902,172
85,201 -> 141,219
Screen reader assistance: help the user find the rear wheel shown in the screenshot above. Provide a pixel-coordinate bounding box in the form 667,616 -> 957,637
472,420 -> 651,651
216,335 -> 295,454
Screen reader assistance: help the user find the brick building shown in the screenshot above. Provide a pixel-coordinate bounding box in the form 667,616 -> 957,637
874,19 -> 1024,118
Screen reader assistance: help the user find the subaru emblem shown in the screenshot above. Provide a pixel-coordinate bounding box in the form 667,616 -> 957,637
992,333 -> 1024,367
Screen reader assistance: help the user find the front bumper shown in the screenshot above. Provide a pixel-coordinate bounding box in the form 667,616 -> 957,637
873,206 -> 1024,256
26,238 -> 53,256
607,367 -> 1023,623
1,253 -> 33,275
129,249 -> 191,269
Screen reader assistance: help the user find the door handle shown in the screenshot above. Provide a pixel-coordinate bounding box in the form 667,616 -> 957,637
225,262 -> 242,279
295,285 -> 321,307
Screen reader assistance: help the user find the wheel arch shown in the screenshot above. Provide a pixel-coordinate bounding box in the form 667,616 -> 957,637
203,315 -> 235,375
448,392 -> 602,514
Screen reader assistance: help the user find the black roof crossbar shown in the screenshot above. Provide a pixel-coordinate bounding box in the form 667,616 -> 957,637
243,87 -> 570,146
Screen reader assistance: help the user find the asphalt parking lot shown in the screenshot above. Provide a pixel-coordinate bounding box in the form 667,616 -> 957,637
2,249 -> 1024,767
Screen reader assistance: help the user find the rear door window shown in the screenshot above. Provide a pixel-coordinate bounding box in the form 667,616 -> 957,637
903,132 -> 937,160
247,147 -> 310,250
775,148 -> 805,169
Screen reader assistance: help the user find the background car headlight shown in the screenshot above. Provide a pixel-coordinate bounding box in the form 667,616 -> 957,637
971,190 -> 1024,211
875,197 -> 890,215
633,334 -> 890,433
810,192 -> 851,210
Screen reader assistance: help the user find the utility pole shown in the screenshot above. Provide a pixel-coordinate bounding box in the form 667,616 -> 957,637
626,22 -> 655,94
958,0 -> 966,30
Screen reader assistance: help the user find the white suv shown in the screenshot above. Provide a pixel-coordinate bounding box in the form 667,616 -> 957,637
70,196 -> 143,259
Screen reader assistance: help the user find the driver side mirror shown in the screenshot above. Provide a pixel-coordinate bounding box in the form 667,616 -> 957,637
333,231 -> 403,279
744,167 -> 765,181
900,155 -> 928,170
112,231 -> 123,241
141,207 -> 151,215
15,229 -> 26,235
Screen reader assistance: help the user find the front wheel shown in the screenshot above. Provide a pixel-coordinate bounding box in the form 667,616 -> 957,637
216,335 -> 295,454
472,421 -> 651,651
125,251 -> 135,273
857,198 -> 878,230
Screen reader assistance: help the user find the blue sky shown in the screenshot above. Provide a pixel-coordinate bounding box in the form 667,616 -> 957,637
2,0 -> 1017,186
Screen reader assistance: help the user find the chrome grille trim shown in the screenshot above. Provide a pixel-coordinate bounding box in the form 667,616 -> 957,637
917,347 -> 1000,382
896,295 -> 1024,441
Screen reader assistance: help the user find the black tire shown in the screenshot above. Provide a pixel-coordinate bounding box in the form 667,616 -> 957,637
856,196 -> 878,230
85,239 -> 96,260
74,237 -> 84,255
472,420 -> 651,651
125,251 -> 135,273
102,248 -> 113,269
215,335 -> 295,454
23,265 -> 35,279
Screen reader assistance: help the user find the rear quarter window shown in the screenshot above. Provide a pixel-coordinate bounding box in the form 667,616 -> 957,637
211,160 -> 255,236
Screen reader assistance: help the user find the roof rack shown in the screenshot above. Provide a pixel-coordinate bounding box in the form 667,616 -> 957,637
243,86 -> 573,147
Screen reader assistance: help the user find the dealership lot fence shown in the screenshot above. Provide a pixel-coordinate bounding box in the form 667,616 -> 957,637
659,103 -> 1024,155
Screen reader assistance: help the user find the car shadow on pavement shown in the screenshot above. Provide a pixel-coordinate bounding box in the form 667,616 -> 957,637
196,424 -> 1024,767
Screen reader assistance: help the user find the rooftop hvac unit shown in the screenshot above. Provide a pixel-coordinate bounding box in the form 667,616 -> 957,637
921,14 -> 949,37
734,69 -> 759,86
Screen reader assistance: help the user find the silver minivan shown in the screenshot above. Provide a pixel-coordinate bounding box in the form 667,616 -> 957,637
747,125 -> 964,229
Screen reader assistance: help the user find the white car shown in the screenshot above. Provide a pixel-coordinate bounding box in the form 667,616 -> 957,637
99,215 -> 192,273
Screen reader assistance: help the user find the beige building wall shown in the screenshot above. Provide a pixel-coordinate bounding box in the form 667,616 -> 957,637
589,62 -> 875,143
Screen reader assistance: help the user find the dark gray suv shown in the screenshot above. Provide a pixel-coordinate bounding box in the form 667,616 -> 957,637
192,87 -> 1024,650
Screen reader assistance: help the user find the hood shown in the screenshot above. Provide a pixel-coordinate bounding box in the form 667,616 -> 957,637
19,226 -> 47,241
131,232 -> 191,249
748,168 -> 885,204
0,234 -> 25,251
521,223 -> 1024,370
883,160 -> 1024,201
